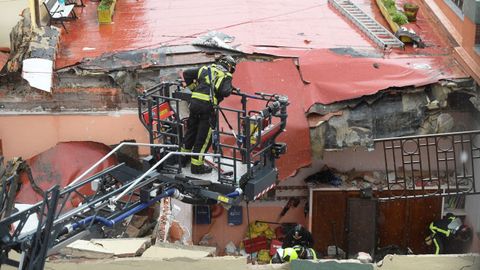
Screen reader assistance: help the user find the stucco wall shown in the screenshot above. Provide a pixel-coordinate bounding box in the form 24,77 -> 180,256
0,112 -> 150,159
465,129 -> 480,236
0,0 -> 27,49
192,203 -> 307,255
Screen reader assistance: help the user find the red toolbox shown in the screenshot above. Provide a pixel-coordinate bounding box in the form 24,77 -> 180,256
243,236 -> 268,253
269,239 -> 283,256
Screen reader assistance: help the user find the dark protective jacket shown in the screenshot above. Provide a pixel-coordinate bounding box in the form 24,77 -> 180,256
429,214 -> 461,255
183,64 -> 233,105
429,215 -> 457,237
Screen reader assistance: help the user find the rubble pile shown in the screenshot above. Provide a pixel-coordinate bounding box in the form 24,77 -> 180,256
304,165 -> 467,191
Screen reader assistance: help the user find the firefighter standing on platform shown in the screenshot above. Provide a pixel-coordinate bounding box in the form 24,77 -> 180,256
180,55 -> 237,174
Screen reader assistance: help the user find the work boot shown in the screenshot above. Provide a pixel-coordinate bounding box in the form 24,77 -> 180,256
191,164 -> 213,174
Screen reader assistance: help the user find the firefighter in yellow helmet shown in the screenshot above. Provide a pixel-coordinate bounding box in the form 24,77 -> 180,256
180,55 -> 237,174
270,247 -> 299,264
293,245 -> 318,260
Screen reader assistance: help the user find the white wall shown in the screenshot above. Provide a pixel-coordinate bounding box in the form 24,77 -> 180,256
0,0 -> 27,49
465,133 -> 480,234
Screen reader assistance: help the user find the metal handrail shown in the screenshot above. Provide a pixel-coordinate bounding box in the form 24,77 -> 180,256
374,129 -> 480,142
67,142 -> 177,187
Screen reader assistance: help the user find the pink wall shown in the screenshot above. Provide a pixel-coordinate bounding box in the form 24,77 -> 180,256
0,113 -> 150,159
192,204 -> 308,255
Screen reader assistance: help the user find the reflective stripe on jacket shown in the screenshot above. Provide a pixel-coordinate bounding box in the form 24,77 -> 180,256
191,64 -> 232,105
429,216 -> 456,237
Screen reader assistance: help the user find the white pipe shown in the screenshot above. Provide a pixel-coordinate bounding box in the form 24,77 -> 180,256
67,142 -> 176,187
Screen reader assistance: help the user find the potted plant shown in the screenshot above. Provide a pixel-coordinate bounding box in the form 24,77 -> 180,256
403,3 -> 419,22
381,0 -> 409,26
97,0 -> 116,24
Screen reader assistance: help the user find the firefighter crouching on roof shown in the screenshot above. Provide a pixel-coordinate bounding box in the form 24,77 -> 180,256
282,224 -> 314,249
179,55 -> 237,174
425,213 -> 473,255
271,247 -> 298,264
271,224 -> 319,264
271,246 -> 318,264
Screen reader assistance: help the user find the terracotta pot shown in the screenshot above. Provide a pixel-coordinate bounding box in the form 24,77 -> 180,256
404,3 -> 419,22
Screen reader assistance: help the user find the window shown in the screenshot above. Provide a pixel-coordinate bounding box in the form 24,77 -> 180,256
451,0 -> 464,10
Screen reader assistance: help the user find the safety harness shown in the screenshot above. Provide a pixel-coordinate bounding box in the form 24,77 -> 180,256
190,64 -> 232,105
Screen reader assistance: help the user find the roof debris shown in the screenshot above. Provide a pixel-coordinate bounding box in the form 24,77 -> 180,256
192,31 -> 239,51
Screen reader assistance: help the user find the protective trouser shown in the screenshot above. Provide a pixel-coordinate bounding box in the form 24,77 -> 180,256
429,220 -> 452,255
432,234 -> 445,255
182,99 -> 214,166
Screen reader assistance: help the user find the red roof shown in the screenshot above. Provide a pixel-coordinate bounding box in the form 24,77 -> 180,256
299,49 -> 466,106
57,0 -> 467,84
229,59 -> 312,179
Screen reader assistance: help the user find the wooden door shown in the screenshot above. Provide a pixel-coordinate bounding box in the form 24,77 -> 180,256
311,190 -> 442,256
311,191 -> 348,255
346,198 -> 378,257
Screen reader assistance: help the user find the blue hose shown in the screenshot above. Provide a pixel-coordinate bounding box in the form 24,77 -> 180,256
69,188 -> 176,231
226,188 -> 242,198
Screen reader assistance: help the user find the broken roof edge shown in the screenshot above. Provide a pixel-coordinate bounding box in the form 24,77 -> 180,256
280,160 -> 314,182
56,44 -> 303,73
305,77 -> 475,115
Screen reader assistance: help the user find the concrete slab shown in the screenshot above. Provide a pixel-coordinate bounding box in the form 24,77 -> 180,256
45,256 -> 247,270
291,260 -> 373,270
141,246 -> 212,260
62,240 -> 114,259
154,242 -> 217,255
90,238 -> 151,257
375,254 -> 480,270
247,263 -> 290,270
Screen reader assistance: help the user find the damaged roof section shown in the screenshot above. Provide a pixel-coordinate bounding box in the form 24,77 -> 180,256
298,49 -> 468,107
7,11 -> 60,73
72,45 -> 224,72
308,80 -> 479,155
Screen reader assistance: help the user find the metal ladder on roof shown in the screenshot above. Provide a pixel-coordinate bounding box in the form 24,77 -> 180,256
328,0 -> 404,49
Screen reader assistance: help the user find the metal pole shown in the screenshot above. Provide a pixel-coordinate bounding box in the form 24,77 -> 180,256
67,142 -> 176,187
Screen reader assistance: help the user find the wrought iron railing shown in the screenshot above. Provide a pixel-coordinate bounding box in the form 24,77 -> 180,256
375,130 -> 480,199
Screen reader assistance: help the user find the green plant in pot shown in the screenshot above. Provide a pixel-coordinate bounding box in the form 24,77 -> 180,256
392,12 -> 408,25
97,0 -> 115,23
98,0 -> 113,10
403,3 -> 419,22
